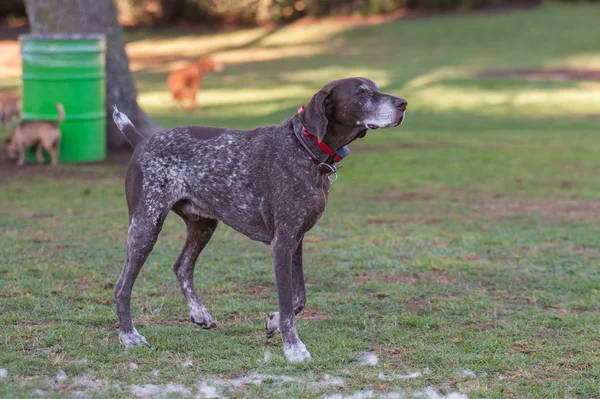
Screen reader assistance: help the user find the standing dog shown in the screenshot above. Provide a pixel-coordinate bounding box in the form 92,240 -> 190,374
167,58 -> 224,111
112,77 -> 407,362
4,103 -> 64,167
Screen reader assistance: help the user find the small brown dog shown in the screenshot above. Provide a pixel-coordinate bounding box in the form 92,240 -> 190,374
4,102 -> 65,167
167,58 -> 224,111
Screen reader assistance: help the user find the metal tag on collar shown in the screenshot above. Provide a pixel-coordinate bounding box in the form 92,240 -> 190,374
318,162 -> 339,182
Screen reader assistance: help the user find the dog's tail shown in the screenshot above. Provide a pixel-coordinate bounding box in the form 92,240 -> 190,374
55,103 -> 65,125
112,105 -> 145,149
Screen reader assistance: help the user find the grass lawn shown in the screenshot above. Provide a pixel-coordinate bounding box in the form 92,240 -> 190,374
1,3 -> 600,398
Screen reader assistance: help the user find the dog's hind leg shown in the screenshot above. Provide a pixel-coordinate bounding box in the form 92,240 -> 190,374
36,143 -> 44,164
51,133 -> 61,168
115,206 -> 168,347
172,213 -> 219,329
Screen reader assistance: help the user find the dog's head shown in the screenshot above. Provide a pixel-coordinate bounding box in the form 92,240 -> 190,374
299,77 -> 407,146
4,136 -> 18,161
199,58 -> 225,73
1,101 -> 20,130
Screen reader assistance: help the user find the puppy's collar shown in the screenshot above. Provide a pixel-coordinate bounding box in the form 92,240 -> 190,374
295,106 -> 349,178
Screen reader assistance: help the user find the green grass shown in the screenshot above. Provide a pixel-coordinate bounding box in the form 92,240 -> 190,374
2,3 -> 600,398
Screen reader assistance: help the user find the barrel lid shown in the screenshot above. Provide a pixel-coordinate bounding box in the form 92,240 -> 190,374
20,33 -> 106,41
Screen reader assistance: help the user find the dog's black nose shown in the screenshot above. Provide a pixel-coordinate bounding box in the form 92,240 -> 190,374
393,98 -> 408,111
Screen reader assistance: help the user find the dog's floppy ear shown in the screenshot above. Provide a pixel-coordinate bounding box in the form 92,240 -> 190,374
300,89 -> 330,143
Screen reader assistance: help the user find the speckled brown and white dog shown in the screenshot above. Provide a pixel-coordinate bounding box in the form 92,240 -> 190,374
112,77 -> 407,363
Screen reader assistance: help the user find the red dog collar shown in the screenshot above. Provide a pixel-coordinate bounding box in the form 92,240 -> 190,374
297,106 -> 347,163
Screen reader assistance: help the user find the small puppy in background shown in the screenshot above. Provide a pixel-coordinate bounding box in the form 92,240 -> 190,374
0,96 -> 20,130
167,58 -> 224,111
4,102 -> 64,167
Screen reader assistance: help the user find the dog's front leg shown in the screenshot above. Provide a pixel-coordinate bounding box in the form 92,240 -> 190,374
271,235 -> 311,363
292,240 -> 306,315
16,141 -> 25,167
266,240 -> 306,338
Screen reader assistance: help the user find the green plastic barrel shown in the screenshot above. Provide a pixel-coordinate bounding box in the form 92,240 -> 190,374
20,34 -> 106,163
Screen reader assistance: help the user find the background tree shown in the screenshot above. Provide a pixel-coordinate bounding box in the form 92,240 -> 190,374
23,0 -> 163,150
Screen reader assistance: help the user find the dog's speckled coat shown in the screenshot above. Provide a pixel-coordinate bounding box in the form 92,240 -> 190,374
112,78 -> 407,362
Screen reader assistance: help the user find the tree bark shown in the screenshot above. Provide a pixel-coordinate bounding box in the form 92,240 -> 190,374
23,0 -> 163,151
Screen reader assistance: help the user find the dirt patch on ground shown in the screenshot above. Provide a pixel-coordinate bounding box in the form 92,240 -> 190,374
382,273 -> 417,285
352,141 -> 458,154
0,150 -> 130,183
372,186 -> 600,223
477,68 -> 600,82
299,307 -> 330,320
414,268 -> 454,285
480,197 -> 600,222
369,341 -> 407,359
368,268 -> 455,287
224,283 -> 272,299
371,190 -> 437,203
371,186 -> 485,204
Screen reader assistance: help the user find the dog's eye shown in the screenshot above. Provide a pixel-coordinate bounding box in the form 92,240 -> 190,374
356,86 -> 367,94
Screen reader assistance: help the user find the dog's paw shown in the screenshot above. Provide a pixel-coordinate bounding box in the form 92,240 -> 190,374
190,307 -> 217,329
265,312 -> 280,339
283,340 -> 312,363
119,328 -> 149,347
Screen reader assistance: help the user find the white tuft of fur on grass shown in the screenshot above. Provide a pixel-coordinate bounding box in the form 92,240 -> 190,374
378,371 -> 422,381
213,373 -> 345,390
317,374 -> 346,387
56,370 -> 67,382
215,373 -> 295,388
181,360 -> 194,367
456,369 -> 475,378
131,384 -> 162,397
129,363 -> 138,370
324,388 -> 468,399
197,382 -> 222,398
0,368 -> 7,378
71,376 -> 102,390
263,350 -> 272,362
456,369 -> 487,379
323,391 -> 375,399
73,358 -> 88,367
415,388 -> 468,399
359,353 -> 378,366
131,383 -> 192,397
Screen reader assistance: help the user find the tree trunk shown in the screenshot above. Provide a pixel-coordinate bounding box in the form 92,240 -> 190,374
23,0 -> 163,151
